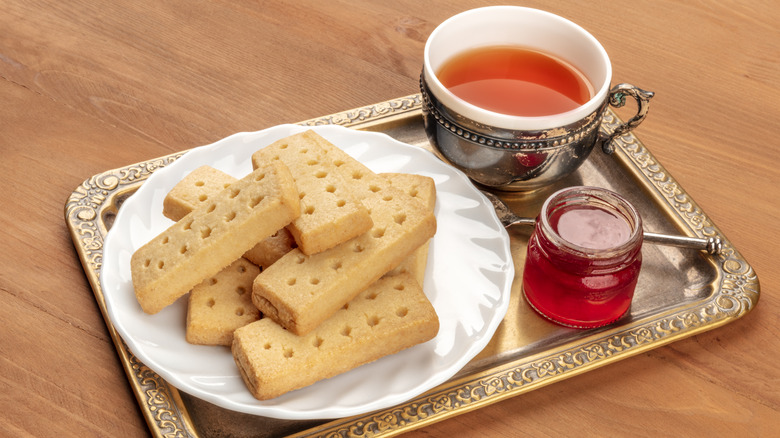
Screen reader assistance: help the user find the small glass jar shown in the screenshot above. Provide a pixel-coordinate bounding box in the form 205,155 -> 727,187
522,186 -> 643,328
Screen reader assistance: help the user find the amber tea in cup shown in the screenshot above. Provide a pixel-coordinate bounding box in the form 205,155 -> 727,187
436,46 -> 594,117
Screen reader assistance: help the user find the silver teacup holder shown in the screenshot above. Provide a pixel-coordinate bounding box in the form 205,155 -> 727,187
420,78 -> 654,190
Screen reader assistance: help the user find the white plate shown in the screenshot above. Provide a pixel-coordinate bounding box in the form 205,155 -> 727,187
101,124 -> 513,420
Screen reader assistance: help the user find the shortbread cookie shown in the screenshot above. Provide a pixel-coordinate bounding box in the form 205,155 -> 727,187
162,165 -> 234,222
382,173 -> 436,212
252,139 -> 437,336
252,131 -> 373,255
242,229 -> 296,268
162,165 -> 295,267
309,132 -> 438,286
301,130 -> 383,198
186,258 -> 261,346
233,273 -> 439,400
382,173 -> 436,286
131,161 -> 300,314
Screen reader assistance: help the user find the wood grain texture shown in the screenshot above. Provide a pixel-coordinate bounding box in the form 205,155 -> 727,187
1,0 -> 778,437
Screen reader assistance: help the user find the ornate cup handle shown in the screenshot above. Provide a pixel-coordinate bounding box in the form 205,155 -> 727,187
600,83 -> 655,154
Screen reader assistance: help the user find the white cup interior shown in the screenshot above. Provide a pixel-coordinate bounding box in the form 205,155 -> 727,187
423,6 -> 612,131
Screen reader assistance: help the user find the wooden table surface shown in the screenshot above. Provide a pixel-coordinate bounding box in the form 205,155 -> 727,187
2,1 -> 778,436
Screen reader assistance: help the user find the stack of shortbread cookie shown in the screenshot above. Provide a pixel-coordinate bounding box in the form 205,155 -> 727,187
130,130 -> 439,400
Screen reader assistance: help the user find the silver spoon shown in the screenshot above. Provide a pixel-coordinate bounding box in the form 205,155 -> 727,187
482,191 -> 722,255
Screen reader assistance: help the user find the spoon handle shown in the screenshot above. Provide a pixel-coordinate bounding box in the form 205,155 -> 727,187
643,232 -> 722,255
481,191 -> 723,255
507,219 -> 722,255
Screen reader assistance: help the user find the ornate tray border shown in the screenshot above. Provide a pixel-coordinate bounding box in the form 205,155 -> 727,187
65,94 -> 759,437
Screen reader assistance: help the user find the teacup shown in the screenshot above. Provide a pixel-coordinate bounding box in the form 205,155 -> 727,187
420,6 -> 653,191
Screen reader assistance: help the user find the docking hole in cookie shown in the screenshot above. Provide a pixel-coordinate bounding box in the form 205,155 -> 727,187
249,195 -> 265,208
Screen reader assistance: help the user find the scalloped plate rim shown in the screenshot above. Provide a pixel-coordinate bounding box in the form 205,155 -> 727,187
100,124 -> 513,420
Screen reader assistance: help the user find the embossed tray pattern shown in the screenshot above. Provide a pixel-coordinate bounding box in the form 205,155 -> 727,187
65,94 -> 759,437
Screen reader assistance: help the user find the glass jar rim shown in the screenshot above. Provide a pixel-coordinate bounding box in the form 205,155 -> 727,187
539,186 -> 643,258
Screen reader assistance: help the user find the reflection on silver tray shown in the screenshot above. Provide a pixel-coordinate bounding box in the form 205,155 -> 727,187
65,94 -> 759,437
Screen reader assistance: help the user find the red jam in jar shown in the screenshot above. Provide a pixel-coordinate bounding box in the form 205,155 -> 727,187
522,186 -> 643,328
